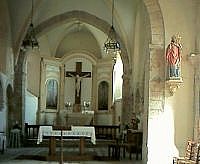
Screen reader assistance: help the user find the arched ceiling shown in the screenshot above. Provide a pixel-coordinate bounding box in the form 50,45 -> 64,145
39,21 -> 103,59
55,23 -> 101,59
7,0 -> 142,61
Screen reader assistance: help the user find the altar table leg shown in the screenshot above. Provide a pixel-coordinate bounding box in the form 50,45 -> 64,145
49,136 -> 56,156
79,137 -> 85,155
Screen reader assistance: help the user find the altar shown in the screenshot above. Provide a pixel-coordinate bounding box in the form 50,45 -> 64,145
65,111 -> 94,126
37,125 -> 96,157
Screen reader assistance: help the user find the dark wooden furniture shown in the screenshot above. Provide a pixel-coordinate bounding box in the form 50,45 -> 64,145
24,123 -> 120,146
24,123 -> 51,146
108,129 -> 143,160
92,125 -> 120,140
173,140 -> 200,164
126,129 -> 143,160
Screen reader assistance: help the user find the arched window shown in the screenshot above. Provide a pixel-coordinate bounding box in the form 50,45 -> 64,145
113,54 -> 123,100
46,79 -> 58,109
98,81 -> 109,110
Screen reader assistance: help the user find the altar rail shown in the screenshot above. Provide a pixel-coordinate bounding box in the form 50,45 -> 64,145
24,123 -> 120,146
89,125 -> 120,140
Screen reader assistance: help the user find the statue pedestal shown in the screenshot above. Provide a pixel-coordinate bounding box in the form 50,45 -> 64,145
73,104 -> 81,112
166,78 -> 183,96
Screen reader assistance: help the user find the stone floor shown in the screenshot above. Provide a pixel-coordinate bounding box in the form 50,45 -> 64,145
0,147 -> 142,164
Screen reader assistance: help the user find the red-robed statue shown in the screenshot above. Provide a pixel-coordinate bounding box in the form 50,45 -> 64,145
166,35 -> 182,78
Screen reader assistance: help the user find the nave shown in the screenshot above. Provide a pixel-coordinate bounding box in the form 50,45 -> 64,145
0,146 -> 141,164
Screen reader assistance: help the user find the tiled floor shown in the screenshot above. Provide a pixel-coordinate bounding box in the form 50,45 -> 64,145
0,147 -> 142,164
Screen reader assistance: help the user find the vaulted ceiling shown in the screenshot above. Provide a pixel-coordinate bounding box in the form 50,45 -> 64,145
7,0 -> 142,60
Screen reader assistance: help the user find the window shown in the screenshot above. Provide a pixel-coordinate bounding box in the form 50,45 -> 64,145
98,81 -> 109,110
46,79 -> 58,109
113,54 -> 123,100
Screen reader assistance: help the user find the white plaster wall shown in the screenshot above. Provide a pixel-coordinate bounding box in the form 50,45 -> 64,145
95,113 -> 112,125
25,90 -> 38,125
145,1 -> 196,163
26,52 -> 41,97
39,112 -> 56,125
153,0 -> 196,159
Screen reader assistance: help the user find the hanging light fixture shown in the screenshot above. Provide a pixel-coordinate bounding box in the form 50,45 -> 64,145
22,0 -> 39,49
104,0 -> 121,57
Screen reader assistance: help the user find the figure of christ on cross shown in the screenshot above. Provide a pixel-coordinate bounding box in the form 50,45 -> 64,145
66,62 -> 91,104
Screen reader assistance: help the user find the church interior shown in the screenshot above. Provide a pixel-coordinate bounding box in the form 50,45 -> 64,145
0,0 -> 200,163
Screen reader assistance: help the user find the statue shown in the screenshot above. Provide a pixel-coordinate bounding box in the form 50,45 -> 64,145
131,113 -> 140,130
166,34 -> 182,78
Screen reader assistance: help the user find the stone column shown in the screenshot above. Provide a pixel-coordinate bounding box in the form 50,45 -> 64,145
37,58 -> 46,124
147,44 -> 166,163
14,48 -> 27,133
149,44 -> 165,117
59,64 -> 65,111
121,70 -> 133,127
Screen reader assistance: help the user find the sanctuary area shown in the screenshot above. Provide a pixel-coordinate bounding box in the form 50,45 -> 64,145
0,0 -> 200,164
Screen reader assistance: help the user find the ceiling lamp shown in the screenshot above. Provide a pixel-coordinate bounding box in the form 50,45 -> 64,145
104,0 -> 121,57
22,0 -> 39,49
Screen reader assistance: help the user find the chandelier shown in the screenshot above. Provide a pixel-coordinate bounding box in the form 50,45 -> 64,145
104,0 -> 121,56
22,0 -> 39,49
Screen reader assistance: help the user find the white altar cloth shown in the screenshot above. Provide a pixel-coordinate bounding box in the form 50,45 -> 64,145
37,126 -> 96,144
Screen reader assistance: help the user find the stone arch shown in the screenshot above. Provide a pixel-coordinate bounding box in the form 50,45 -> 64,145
141,0 -> 165,163
62,51 -> 98,66
143,0 -> 165,45
34,10 -> 130,74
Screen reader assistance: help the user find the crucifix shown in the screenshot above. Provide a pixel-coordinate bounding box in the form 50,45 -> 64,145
66,62 -> 91,104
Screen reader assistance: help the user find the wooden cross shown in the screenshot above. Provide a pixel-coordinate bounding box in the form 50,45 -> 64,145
66,62 -> 91,104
